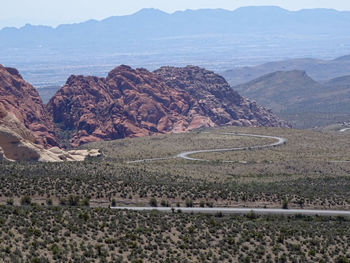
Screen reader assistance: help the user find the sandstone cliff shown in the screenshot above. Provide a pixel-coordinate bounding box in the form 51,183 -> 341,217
48,65 -> 288,146
155,66 -> 288,127
0,65 -> 57,147
0,103 -> 100,162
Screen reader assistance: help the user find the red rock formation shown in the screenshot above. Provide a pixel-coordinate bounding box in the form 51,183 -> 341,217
48,66 -> 209,146
0,65 -> 57,147
154,66 -> 289,128
48,65 -> 288,146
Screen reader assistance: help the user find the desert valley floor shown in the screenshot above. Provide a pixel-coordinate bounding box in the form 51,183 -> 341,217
2,126 -> 350,262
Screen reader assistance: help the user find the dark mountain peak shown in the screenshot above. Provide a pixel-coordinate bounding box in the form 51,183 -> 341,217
106,65 -> 149,82
155,65 -> 230,89
157,65 -> 219,76
110,64 -> 133,72
5,67 -> 22,78
235,6 -> 288,12
21,23 -> 53,30
172,8 -> 230,16
297,8 -> 341,14
247,70 -> 313,86
234,6 -> 290,17
133,8 -> 169,17
66,74 -> 102,87
334,55 -> 350,61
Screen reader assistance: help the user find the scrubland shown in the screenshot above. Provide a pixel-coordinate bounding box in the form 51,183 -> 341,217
2,126 -> 350,262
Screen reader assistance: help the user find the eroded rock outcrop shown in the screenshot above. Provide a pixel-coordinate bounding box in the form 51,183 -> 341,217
155,66 -> 289,127
48,65 -> 211,146
0,104 -> 100,162
48,65 -> 288,146
0,65 -> 57,147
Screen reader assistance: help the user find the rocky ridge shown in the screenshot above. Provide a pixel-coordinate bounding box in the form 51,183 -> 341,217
155,66 -> 287,127
47,65 -> 288,146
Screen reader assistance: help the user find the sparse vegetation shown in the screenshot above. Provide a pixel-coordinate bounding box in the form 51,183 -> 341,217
2,126 -> 350,261
0,206 -> 350,262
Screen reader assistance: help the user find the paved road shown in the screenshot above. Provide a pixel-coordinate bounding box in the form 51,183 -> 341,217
177,133 -> 286,161
340,128 -> 350,132
127,132 -> 287,163
111,206 -> 350,217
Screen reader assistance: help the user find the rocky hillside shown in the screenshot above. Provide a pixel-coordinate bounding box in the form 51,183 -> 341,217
233,70 -> 350,114
47,65 -> 288,146
231,70 -> 350,128
233,70 -> 323,113
0,103 -> 100,162
155,66 -> 286,127
0,64 -> 57,147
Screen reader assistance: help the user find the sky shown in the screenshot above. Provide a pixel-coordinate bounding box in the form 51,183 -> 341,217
1,0 -> 350,29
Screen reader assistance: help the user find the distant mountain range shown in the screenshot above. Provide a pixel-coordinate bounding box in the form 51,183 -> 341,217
1,6 -> 350,87
2,7 -> 350,45
222,55 -> 350,86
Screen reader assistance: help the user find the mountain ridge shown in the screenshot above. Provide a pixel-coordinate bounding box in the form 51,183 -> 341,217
2,6 -> 349,31
233,69 -> 350,127
2,7 -> 350,45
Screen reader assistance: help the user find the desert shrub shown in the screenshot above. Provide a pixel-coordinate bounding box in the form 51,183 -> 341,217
185,199 -> 193,207
20,196 -> 31,206
6,198 -> 14,205
149,198 -> 157,207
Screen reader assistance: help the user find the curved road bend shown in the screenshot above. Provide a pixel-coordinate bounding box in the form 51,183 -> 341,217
177,133 -> 286,161
111,207 -> 350,217
340,128 -> 350,132
127,132 -> 287,163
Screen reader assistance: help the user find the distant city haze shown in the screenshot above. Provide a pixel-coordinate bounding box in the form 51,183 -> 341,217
1,0 -> 350,28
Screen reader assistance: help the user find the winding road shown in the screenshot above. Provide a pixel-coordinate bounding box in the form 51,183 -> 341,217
122,132 -> 350,216
127,132 -> 287,163
111,207 -> 350,217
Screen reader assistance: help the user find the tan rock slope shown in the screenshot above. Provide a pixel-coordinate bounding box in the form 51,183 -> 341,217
47,65 -> 288,146
0,65 -> 57,148
0,103 -> 100,162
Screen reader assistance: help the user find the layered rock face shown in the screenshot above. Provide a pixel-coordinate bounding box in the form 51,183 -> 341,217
0,103 -> 100,162
0,65 -> 57,147
155,66 -> 288,127
48,65 -> 288,146
47,65 -> 207,146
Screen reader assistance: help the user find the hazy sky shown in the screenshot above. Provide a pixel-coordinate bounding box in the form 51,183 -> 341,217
1,0 -> 350,29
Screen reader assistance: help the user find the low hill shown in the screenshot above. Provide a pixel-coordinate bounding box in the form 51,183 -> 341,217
233,70 -> 350,128
222,55 -> 350,86
233,70 -> 323,113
